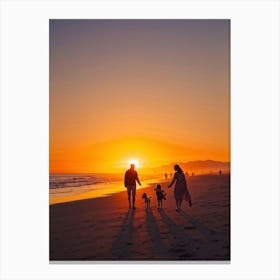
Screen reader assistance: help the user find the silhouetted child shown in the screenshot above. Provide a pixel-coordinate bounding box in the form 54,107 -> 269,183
154,184 -> 166,209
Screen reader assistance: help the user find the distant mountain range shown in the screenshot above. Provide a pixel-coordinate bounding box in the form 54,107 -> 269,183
143,160 -> 230,175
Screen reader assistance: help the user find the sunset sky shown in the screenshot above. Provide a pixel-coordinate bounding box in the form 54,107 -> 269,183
50,20 -> 230,173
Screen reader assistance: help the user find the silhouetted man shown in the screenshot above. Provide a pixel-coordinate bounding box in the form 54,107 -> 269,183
124,164 -> 141,209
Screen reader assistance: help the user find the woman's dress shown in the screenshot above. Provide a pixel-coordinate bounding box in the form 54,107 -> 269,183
174,172 -> 191,201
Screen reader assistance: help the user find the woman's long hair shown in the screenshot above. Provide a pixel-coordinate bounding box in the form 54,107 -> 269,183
174,164 -> 183,174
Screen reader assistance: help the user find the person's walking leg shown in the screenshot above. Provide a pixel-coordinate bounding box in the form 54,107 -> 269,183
127,187 -> 131,209
176,199 -> 179,211
132,185 -> 136,209
178,199 -> 182,209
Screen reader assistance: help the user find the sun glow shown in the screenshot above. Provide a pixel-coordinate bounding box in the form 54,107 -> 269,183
128,159 -> 139,169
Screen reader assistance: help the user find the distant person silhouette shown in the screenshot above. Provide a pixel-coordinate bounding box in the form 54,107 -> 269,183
219,169 -> 222,176
164,173 -> 168,180
170,172 -> 172,178
168,164 -> 192,212
124,164 -> 141,210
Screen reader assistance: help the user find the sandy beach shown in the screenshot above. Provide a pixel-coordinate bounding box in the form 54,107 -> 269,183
50,174 -> 230,261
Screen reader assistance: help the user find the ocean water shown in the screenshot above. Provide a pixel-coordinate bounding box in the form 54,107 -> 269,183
50,173 -> 124,189
49,173 -> 163,205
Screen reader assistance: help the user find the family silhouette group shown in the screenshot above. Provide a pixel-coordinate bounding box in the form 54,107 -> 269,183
124,163 -> 192,212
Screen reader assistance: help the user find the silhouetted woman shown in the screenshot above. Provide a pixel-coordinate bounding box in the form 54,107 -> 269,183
168,164 -> 192,211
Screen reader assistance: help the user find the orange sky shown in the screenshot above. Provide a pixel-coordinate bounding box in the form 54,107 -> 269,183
50,20 -> 230,173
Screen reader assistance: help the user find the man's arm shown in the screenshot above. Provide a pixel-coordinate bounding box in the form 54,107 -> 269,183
124,171 -> 127,187
136,172 -> 141,186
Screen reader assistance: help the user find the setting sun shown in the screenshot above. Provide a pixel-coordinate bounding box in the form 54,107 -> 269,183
128,159 -> 139,169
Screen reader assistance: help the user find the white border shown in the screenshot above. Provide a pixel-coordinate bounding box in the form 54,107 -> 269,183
1,0 -> 279,279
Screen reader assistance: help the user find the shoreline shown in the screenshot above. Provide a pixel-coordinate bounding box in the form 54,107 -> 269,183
49,173 -> 229,205
49,177 -> 167,205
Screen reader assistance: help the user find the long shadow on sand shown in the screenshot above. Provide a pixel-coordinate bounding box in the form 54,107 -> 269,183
158,209 -> 197,259
144,209 -> 169,260
111,210 -> 135,260
179,210 -> 218,241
